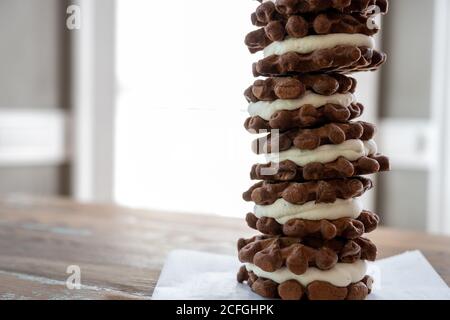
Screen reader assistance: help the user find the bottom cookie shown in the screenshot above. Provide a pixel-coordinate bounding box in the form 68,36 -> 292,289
237,266 -> 373,300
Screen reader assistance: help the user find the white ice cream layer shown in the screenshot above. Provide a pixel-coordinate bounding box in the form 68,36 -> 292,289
254,198 -> 363,224
264,33 -> 375,57
245,260 -> 368,287
248,91 -> 355,121
266,139 -> 378,167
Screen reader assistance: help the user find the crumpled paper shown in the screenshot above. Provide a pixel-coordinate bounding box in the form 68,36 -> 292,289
152,250 -> 450,300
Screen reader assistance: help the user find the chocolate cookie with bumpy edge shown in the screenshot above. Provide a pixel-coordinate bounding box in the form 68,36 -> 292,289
245,74 -> 356,103
243,177 -> 372,206
252,122 -> 375,152
245,103 -> 364,132
250,155 -> 390,182
238,235 -> 377,275
246,12 -> 378,53
246,210 -> 379,239
237,267 -> 373,300
253,46 -> 386,76
252,0 -> 388,23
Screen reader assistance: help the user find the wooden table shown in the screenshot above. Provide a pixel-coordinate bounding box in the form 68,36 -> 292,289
0,196 -> 449,300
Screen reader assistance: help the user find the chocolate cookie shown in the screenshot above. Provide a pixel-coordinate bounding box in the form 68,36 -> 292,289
250,155 -> 390,182
246,210 -> 379,239
238,266 -> 373,300
252,0 -> 388,22
243,177 -> 372,206
238,235 -> 377,275
253,46 -> 386,76
245,74 -> 356,103
252,122 -> 375,152
245,103 -> 364,132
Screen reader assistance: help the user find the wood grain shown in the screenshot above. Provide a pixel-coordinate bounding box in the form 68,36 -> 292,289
0,195 -> 448,300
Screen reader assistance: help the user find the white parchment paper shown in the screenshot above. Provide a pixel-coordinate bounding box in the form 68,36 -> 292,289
152,250 -> 450,300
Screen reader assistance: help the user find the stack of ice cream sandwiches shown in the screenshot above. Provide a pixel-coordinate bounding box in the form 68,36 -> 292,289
237,0 -> 390,300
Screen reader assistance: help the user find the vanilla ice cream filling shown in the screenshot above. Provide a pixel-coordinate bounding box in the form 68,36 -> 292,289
254,198 -> 363,224
245,260 -> 367,287
248,91 -> 355,121
266,139 -> 378,167
264,33 -> 375,57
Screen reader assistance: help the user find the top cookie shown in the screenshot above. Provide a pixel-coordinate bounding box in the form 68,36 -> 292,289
254,0 -> 388,17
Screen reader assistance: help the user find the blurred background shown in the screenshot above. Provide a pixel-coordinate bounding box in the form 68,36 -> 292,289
0,0 -> 449,235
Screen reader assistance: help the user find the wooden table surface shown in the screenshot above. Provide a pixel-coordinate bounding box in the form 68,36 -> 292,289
0,195 -> 449,300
